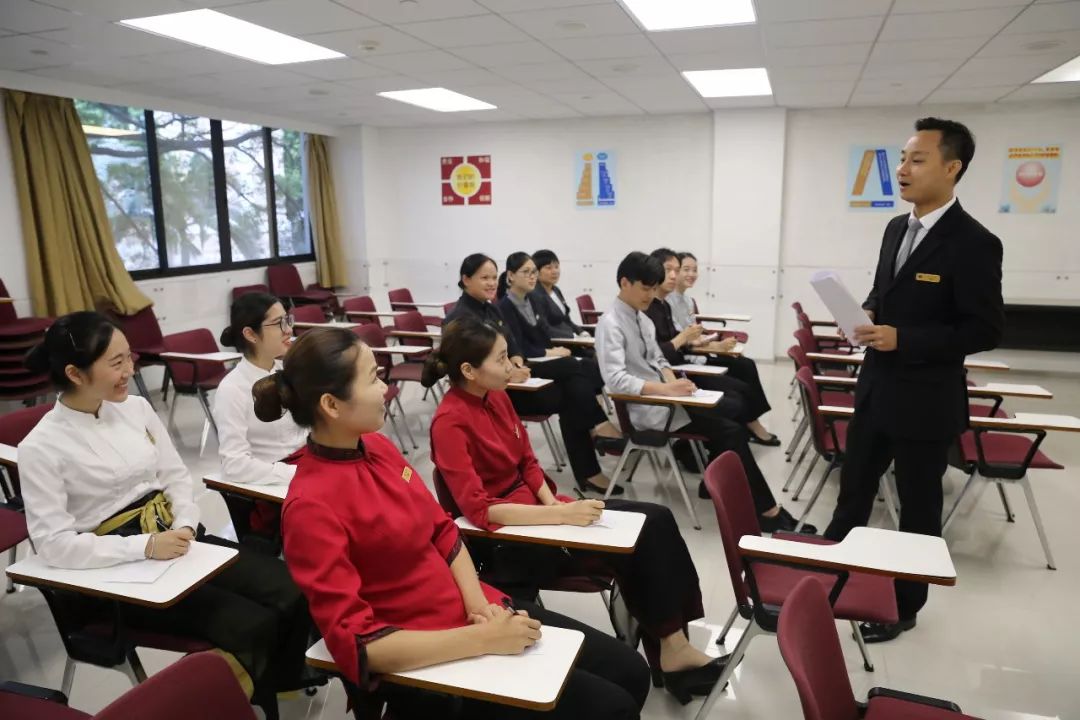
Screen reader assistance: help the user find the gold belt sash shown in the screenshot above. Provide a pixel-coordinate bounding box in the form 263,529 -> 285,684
94,492 -> 173,536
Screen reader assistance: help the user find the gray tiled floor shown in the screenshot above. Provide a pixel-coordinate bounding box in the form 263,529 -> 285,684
3,359 -> 1079,719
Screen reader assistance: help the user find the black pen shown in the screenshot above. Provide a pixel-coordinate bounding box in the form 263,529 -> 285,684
573,488 -> 586,500
501,597 -> 519,614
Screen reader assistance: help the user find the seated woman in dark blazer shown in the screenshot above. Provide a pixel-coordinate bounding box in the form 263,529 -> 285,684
444,253 -> 623,495
426,316 -> 727,705
528,249 -> 584,338
258,327 -> 650,720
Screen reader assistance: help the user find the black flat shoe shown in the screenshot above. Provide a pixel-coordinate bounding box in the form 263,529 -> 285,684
593,435 -> 627,455
661,658 -> 725,705
748,432 -> 781,447
855,617 -> 916,644
576,478 -> 625,496
760,507 -> 817,535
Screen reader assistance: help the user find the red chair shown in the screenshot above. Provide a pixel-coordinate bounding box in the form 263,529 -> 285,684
388,288 -> 441,326
575,294 -> 602,324
443,301 -> 457,315
0,278 -> 51,338
341,295 -> 380,326
230,284 -> 269,302
0,403 -> 52,592
691,298 -> 748,343
696,452 -> 897,718
268,263 -> 339,315
944,424 -> 1064,570
113,306 -> 168,407
351,324 -> 417,453
290,304 -> 327,333
161,329 -> 229,436
783,346 -> 853,483
779,577 -> 977,720
391,311 -> 436,352
0,651 -> 256,720
0,281 -> 52,403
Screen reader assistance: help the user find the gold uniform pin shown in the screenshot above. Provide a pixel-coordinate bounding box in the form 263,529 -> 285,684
401,466 -> 412,483
145,427 -> 156,445
915,273 -> 941,283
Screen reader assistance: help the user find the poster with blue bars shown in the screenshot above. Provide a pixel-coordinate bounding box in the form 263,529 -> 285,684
846,145 -> 900,211
575,151 -> 616,209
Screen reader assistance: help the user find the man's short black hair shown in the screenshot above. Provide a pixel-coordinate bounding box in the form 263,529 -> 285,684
616,252 -> 665,288
915,117 -> 975,183
649,247 -> 679,265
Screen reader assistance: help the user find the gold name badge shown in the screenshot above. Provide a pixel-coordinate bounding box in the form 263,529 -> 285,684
915,273 -> 941,283
401,466 -> 412,483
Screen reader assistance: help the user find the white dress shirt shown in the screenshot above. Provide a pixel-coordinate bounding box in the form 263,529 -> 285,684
19,396 -> 200,569
595,297 -> 691,433
213,357 -> 306,486
666,290 -> 695,331
907,195 -> 957,256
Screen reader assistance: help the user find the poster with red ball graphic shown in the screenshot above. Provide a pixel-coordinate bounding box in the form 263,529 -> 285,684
999,144 -> 1062,214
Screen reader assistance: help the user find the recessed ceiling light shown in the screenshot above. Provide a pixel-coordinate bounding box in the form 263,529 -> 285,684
556,20 -> 589,32
119,9 -> 345,65
358,40 -> 381,52
682,68 -> 771,98
618,0 -> 755,32
1032,53 -> 1080,83
377,88 -> 496,112
82,125 -> 142,138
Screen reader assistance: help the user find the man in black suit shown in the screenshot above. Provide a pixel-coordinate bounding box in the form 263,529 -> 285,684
824,118 -> 1004,642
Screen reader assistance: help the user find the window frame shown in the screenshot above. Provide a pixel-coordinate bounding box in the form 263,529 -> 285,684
79,104 -> 314,280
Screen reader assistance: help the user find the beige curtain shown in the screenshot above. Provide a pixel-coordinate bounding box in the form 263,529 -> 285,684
3,89 -> 151,316
304,134 -> 348,288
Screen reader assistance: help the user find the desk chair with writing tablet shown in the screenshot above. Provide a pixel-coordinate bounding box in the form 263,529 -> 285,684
160,329 -> 230,438
351,324 -> 419,453
0,403 -> 53,591
695,452 -> 897,720
575,294 -> 602,325
691,298 -> 748,343
784,345 -> 854,477
430,468 -> 638,647
388,288 -> 442,326
341,295 -> 381,326
290,304 -> 330,331
779,577 -> 978,720
268,263 -> 340,318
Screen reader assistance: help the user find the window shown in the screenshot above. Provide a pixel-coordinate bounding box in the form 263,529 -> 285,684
75,101 -> 157,271
75,101 -> 314,278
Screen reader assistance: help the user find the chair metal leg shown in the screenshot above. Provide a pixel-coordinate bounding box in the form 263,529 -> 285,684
1019,475 -> 1056,570
624,451 -> 644,483
996,482 -> 1015,522
160,367 -> 171,404
791,453 -> 820,500
784,415 -> 808,461
605,445 -> 636,500
662,444 -> 701,530
694,621 -> 762,720
196,389 -> 218,438
122,649 -> 148,686
167,391 -> 180,427
61,657 -> 76,697
787,374 -> 797,399
539,421 -> 564,471
783,436 -> 813,492
199,419 -> 211,457
5,546 -> 15,593
942,469 -> 979,533
715,605 -> 739,646
850,620 -> 875,672
880,474 -> 900,529
690,440 -> 708,474
132,370 -> 155,409
393,396 -> 418,449
385,409 -> 408,454
796,460 -> 836,531
546,420 -> 568,467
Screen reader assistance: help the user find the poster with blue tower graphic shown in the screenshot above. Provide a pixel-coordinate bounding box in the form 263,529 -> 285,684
575,150 -> 616,209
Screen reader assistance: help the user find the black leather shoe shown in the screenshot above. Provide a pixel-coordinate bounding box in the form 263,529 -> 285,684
856,617 -> 916,644
759,507 -> 817,535
661,657 -> 724,705
748,432 -> 781,447
698,481 -> 711,499
594,435 -> 627,455
576,478 -> 625,496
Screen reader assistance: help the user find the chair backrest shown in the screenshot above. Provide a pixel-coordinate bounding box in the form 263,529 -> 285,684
117,307 -> 164,352
393,311 -> 433,348
231,284 -> 269,302
793,328 -> 820,355
95,652 -> 257,720
777,577 -> 860,720
342,295 -> 377,314
791,301 -> 804,315
796,310 -> 812,331
267,264 -> 305,297
576,294 -> 595,313
703,451 -> 762,614
443,301 -> 457,315
0,402 -> 53,498
431,467 -> 558,520
795,367 -> 833,457
351,324 -> 394,376
162,329 -> 222,388
788,344 -> 809,372
388,288 -> 415,312
291,304 -> 326,324
0,278 -> 16,324
692,297 -> 700,315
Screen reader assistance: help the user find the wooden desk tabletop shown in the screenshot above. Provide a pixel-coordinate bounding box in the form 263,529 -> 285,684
687,341 -> 745,357
368,346 -> 429,356
671,363 -> 728,377
739,526 -> 956,586
396,301 -> 452,309
305,626 -> 585,711
293,321 -> 360,329
811,376 -> 1052,400
695,313 -> 751,323
818,405 -> 1080,432
160,351 -> 243,363
204,473 -> 289,504
550,336 -> 595,347
345,310 -> 404,318
388,330 -> 442,340
608,389 -> 723,408
806,352 -> 1010,372
0,442 -> 16,468
5,542 -> 238,608
454,510 -> 646,554
507,378 -> 554,391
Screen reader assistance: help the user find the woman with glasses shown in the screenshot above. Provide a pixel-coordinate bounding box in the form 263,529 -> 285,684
215,293 -> 307,548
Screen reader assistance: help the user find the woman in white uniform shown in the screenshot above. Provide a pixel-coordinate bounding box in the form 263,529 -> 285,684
19,311 -> 312,719
214,293 -> 306,550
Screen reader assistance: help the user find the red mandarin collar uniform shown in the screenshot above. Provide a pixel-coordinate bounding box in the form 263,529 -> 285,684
281,432 -> 505,686
431,387 -> 571,531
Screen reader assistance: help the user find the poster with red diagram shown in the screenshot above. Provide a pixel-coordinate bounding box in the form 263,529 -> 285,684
441,155 -> 492,206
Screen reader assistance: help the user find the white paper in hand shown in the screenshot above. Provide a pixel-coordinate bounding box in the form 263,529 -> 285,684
810,271 -> 872,346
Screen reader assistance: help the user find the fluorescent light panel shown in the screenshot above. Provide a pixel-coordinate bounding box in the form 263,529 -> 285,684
618,0 -> 755,31
683,68 -> 771,98
1032,54 -> 1080,83
119,9 -> 344,65
377,88 -> 496,113
82,125 -> 142,138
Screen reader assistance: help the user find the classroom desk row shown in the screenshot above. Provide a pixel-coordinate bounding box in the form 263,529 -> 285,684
806,351 -> 1011,372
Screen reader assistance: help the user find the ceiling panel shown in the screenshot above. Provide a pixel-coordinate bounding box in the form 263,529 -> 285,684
769,64 -> 864,83
3,0 -> 78,34
772,79 -> 857,108
149,48 -> 260,74
861,58 -> 968,79
1003,1 -> 1080,33
763,17 -> 885,47
302,26 -> 434,56
998,82 -> 1080,100
891,0 -> 1028,12
491,59 -> 590,81
501,4 -> 639,38
703,95 -> 776,109
666,48 -> 767,70
755,0 -> 892,22
0,33 -> 88,70
39,0 -> 191,19
455,41 -> 564,66
290,58 -> 395,81
552,90 -> 644,115
224,0 -> 378,35
868,36 -> 987,63
766,43 -> 872,66
923,85 -> 1016,103
977,29 -> 1080,57
333,0 -> 490,24
543,32 -> 659,60
366,49 -> 478,73
575,55 -> 676,78
476,0 -> 610,12
408,66 -> 510,87
877,7 -> 1020,41
945,52 -> 1078,85
396,15 -> 532,47
646,25 -> 762,56
34,17 -> 194,58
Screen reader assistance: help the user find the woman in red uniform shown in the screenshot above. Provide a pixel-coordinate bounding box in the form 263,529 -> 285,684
426,316 -> 725,704
254,327 -> 649,719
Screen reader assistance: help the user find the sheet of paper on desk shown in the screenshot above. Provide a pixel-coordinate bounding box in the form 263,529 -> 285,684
516,378 -> 552,388
691,389 -> 724,402
592,511 -> 614,528
700,333 -> 718,343
99,557 -> 179,584
810,271 -> 871,346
